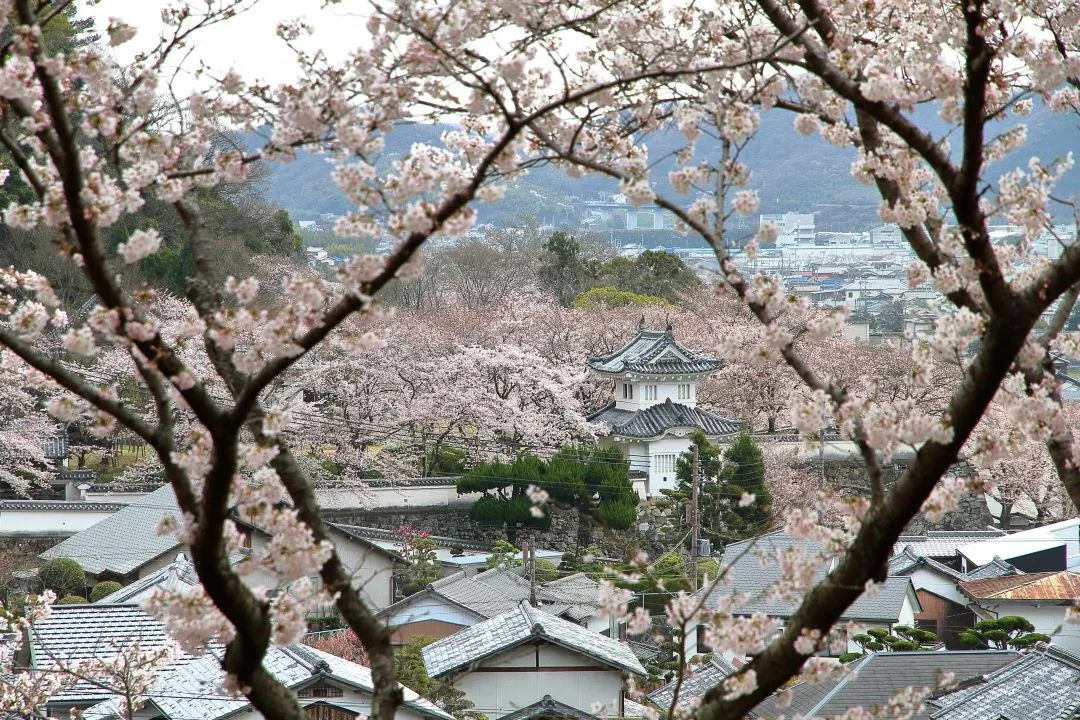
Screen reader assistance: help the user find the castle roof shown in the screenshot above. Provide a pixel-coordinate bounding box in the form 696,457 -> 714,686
587,326 -> 722,377
588,399 -> 742,440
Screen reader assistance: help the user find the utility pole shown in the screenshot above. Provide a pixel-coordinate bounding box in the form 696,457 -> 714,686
690,443 -> 701,593
526,533 -> 538,607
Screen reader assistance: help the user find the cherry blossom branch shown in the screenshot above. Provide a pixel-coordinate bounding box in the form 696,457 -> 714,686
0,327 -> 157,445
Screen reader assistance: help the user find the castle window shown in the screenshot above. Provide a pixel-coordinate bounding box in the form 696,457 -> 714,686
677,384 -> 691,400
644,385 -> 658,401
622,383 -> 634,400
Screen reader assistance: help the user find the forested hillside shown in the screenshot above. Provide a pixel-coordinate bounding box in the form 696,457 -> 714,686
253,105 -> 1080,230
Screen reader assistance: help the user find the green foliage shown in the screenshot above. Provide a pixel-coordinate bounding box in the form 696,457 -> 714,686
958,616 -> 1051,649
658,431 -> 769,547
597,250 -> 701,303
538,232 -> 601,306
697,557 -> 721,586
534,559 -> 559,584
450,544 -> 465,557
56,595 -> 87,605
39,558 -> 86,597
838,652 -> 864,663
396,528 -> 443,597
571,286 -> 669,309
485,540 -> 524,570
852,625 -> 938,653
89,581 -> 123,603
395,636 -> 483,718
4,593 -> 26,618
305,614 -> 346,631
458,445 -> 638,537
426,445 -> 468,475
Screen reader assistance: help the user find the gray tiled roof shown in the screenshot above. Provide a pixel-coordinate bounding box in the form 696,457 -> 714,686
588,399 -> 742,440
44,605 -> 453,720
927,646 -> 1080,720
94,556 -> 200,605
422,601 -> 645,678
647,656 -> 738,710
889,548 -> 1019,584
963,556 -> 1021,581
894,531 -> 1005,561
752,650 -> 1021,719
39,484 -> 182,576
30,604 -> 171,705
496,695 -> 597,720
588,329 -> 722,376
381,568 -> 599,624
703,531 -> 917,622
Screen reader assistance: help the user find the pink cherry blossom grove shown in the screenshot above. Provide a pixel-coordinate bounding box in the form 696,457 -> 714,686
3,0 -> 1080,718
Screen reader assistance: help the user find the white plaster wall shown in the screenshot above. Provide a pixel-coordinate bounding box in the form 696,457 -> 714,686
249,532 -> 396,610
383,595 -> 481,627
906,567 -> 967,606
316,484 -> 480,510
455,667 -> 624,719
971,602 -> 1080,653
330,532 -> 397,611
648,436 -> 694,495
0,508 -> 114,536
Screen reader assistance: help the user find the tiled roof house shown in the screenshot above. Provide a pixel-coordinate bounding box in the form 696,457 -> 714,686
692,530 -> 921,656
379,568 -> 606,644
19,603 -> 451,720
422,600 -> 645,719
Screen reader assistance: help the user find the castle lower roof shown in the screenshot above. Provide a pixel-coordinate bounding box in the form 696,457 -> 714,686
588,399 -> 742,440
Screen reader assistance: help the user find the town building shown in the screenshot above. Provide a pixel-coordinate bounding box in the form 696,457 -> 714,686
586,320 -> 741,496
18,603 -> 451,720
888,546 -> 1019,648
422,600 -> 645,719
750,650 -> 1020,718
690,530 -> 921,656
39,484 -> 404,611
958,572 -> 1080,653
377,568 -> 605,645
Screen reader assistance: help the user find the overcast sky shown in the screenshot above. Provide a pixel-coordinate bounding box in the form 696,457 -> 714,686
85,1 -> 369,93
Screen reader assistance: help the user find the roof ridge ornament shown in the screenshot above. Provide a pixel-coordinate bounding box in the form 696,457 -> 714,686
638,313 -> 646,332
665,315 -> 673,334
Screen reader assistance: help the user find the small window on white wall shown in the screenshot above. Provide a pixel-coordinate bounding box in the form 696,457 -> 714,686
644,385 -> 658,401
654,453 -> 676,475
622,383 -> 634,400
677,384 -> 691,400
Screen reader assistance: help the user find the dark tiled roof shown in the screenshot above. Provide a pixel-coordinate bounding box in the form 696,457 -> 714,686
927,646 -> 1080,720
588,329 -> 722,376
703,531 -> 918,622
752,650 -> 1020,719
588,399 -> 742,439
958,571 -> 1080,600
647,657 -> 738,710
0,500 -> 124,512
964,557 -> 1021,581
30,604 -> 171,705
496,695 -> 598,720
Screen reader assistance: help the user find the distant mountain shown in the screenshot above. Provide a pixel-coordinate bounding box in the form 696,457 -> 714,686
251,105 -> 1080,231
